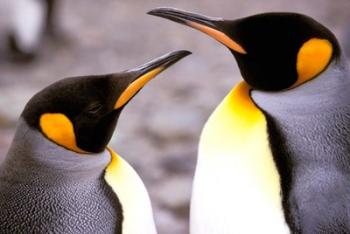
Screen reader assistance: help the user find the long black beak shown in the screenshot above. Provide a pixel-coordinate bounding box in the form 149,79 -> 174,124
114,50 -> 191,109
148,7 -> 221,29
148,8 -> 246,54
128,50 -> 191,77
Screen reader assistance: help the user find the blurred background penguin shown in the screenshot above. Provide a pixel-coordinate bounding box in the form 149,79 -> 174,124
6,0 -> 61,62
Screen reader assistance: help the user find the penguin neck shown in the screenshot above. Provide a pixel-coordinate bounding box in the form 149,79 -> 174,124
251,58 -> 350,117
200,81 -> 268,156
2,118 -> 111,183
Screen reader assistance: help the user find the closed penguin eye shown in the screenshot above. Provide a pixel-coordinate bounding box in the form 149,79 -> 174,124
86,103 -> 103,115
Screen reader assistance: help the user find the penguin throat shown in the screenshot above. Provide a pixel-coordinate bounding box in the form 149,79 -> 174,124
199,80 -> 279,171
200,81 -> 266,153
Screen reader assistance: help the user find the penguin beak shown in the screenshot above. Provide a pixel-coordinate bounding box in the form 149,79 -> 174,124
114,50 -> 191,109
148,8 -> 246,54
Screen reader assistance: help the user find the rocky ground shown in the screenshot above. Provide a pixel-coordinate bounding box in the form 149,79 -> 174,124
0,0 -> 350,233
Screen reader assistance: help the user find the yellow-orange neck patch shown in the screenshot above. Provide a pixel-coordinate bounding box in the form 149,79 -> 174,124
114,68 -> 163,109
40,113 -> 86,153
188,21 -> 247,54
294,38 -> 333,87
200,81 -> 268,153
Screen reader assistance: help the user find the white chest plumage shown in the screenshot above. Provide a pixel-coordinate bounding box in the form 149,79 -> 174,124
105,148 -> 157,234
190,82 -> 290,234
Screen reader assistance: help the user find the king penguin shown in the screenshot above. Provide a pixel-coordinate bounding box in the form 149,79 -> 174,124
0,50 -> 190,233
149,8 -> 350,234
7,0 -> 58,61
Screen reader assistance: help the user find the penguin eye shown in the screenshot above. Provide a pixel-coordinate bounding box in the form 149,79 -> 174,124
86,103 -> 103,114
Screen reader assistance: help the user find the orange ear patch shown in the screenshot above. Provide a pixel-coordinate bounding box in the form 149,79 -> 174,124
295,38 -> 333,87
40,113 -> 86,153
188,21 -> 247,54
114,67 -> 163,109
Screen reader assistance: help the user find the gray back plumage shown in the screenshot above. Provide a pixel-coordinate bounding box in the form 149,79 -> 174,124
0,118 -> 122,234
252,57 -> 350,233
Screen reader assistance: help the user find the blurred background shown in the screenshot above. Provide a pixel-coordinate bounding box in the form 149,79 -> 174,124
0,0 -> 350,233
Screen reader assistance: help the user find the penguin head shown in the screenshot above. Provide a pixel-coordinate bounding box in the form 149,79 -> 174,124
149,8 -> 341,91
21,50 -> 190,153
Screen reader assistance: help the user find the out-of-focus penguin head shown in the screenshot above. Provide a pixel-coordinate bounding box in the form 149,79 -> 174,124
21,51 -> 190,153
149,9 -> 341,91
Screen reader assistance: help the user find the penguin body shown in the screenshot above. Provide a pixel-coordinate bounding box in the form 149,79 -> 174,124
0,51 -> 190,233
252,58 -> 350,233
149,8 -> 350,233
